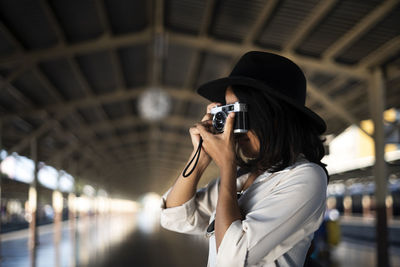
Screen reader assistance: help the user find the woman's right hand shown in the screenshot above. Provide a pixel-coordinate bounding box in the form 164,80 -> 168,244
189,102 -> 221,162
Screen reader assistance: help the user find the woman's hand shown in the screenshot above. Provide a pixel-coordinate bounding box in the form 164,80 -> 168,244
195,111 -> 236,172
189,102 -> 221,148
189,102 -> 221,164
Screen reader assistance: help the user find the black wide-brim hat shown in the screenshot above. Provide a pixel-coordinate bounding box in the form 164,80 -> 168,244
197,51 -> 327,134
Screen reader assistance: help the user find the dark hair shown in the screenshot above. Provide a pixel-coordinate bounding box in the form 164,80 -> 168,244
231,85 -> 328,179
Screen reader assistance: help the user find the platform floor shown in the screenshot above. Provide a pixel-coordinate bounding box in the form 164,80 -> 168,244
1,214 -> 400,267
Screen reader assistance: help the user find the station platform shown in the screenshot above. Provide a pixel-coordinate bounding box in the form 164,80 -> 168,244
1,214 -> 400,267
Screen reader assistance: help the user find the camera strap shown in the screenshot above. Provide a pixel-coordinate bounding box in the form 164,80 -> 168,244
182,137 -> 203,178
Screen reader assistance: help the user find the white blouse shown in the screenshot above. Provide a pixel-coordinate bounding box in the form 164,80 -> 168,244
160,159 -> 327,267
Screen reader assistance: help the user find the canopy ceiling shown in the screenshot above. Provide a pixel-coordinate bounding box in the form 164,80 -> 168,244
0,0 -> 399,198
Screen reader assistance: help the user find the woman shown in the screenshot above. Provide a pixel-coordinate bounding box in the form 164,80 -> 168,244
160,51 -> 328,267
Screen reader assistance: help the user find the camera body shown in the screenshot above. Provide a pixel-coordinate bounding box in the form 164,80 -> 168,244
210,102 -> 248,134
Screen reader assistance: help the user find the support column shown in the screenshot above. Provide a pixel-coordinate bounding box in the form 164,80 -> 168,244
53,171 -> 63,267
29,137 -> 39,267
72,159 -> 80,267
68,190 -> 76,267
0,119 -> 3,259
368,68 -> 389,267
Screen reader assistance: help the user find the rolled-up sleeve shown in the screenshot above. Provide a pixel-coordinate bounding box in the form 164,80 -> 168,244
160,179 -> 219,235
216,164 -> 327,266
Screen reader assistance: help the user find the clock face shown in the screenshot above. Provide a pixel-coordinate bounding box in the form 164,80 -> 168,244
138,88 -> 171,121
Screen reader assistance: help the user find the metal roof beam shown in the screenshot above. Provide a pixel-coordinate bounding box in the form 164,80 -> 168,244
0,31 -> 370,80
0,77 -> 37,147
0,69 -> 108,169
77,114 -> 194,137
68,58 -> 94,96
116,159 -> 181,172
178,0 -> 218,132
0,29 -> 370,80
0,21 -> 33,101
77,114 -> 143,134
49,138 -> 80,163
225,1 -> 279,76
0,21 -> 24,52
110,50 -> 127,89
0,29 -> 152,67
307,82 -> 370,136
93,139 -> 190,170
110,155 -> 182,168
306,76 -> 349,107
168,32 -> 368,79
0,21 -> 28,88
97,138 -> 193,156
284,0 -> 337,53
7,113 -> 193,151
337,86 -> 365,107
66,58 -> 124,160
305,75 -> 344,103
183,52 -> 203,90
100,160 -> 182,182
50,122 -> 191,166
95,0 -> 112,35
93,131 -> 148,151
1,86 -> 205,120
120,156 -> 184,169
33,67 -> 65,102
102,162 -> 179,182
358,36 -> 400,68
1,66 -> 29,87
323,0 -> 399,60
243,0 -> 278,45
0,76 -> 33,107
154,0 -> 164,33
94,0 -> 127,91
148,0 -> 165,172
3,47 -> 100,175
68,56 -> 127,157
63,109 -> 124,162
155,123 -> 193,156
147,0 -> 166,89
200,0 -> 216,36
92,131 -> 190,151
222,0 -> 280,80
183,0 -> 216,89
49,144 -> 107,176
9,119 -> 55,153
38,123 -> 110,175
56,119 -> 109,160
39,0 -> 66,44
121,153 -> 188,166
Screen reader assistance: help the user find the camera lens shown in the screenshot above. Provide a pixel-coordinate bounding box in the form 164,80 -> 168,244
213,111 -> 227,132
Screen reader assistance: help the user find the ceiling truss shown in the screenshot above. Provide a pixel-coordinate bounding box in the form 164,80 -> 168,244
0,0 -> 399,198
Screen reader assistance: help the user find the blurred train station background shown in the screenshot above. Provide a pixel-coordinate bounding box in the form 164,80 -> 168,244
0,0 -> 399,266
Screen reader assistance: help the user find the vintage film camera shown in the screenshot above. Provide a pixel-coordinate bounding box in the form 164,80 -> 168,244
210,102 -> 248,134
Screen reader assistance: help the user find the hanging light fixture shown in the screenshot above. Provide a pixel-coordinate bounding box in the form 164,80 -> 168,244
138,32 -> 171,121
138,86 -> 171,121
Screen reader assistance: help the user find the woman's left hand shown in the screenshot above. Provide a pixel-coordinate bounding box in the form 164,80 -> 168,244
195,112 -> 236,172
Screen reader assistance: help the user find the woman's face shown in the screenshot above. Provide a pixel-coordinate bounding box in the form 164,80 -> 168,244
225,87 -> 260,158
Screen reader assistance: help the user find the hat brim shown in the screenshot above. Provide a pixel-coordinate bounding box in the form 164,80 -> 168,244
197,76 -> 327,134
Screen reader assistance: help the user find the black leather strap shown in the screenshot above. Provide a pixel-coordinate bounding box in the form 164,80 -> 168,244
182,138 -> 203,178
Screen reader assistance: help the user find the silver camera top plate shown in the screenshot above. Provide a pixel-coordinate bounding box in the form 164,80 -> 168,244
210,102 -> 247,114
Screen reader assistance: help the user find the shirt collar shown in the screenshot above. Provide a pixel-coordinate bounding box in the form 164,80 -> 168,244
236,156 -> 309,188
236,172 -> 250,191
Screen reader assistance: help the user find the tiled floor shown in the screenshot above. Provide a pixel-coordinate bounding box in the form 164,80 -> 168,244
1,213 -> 208,267
329,237 -> 400,267
1,214 -> 399,267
